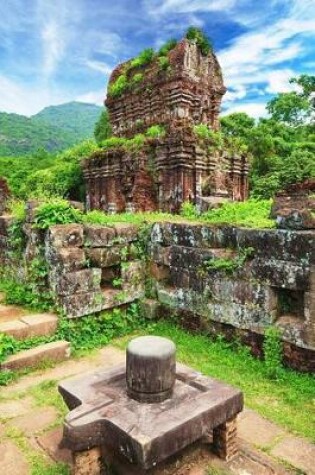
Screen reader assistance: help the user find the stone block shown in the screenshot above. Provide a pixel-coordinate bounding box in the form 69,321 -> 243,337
138,298 -> 161,320
1,341 -> 70,370
250,258 -> 309,290
56,268 -> 101,296
149,244 -> 171,266
113,223 -> 139,242
86,246 -> 123,267
0,320 -> 29,339
121,260 -> 145,289
150,261 -> 170,281
20,313 -> 58,338
84,224 -> 116,247
60,291 -> 105,318
48,247 -> 87,272
236,228 -> 315,263
48,224 -> 84,248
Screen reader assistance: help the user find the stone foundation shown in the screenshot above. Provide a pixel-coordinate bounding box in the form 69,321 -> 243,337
0,204 -> 314,371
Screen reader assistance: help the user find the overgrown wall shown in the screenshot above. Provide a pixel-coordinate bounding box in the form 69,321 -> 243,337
0,211 -> 314,371
148,222 -> 315,372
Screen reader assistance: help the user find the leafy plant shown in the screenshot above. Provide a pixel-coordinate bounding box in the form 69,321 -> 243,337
130,48 -> 154,68
108,74 -> 128,98
180,201 -> 198,219
158,39 -> 177,56
204,247 -> 254,274
34,200 -> 83,229
186,26 -> 212,55
146,125 -> 166,138
263,326 -> 283,379
158,56 -> 170,71
131,73 -> 144,85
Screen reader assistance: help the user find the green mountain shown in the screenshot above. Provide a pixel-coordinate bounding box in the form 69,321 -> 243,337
34,102 -> 102,141
0,102 -> 103,157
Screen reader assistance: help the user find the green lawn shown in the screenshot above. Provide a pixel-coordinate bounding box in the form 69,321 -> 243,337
115,321 -> 315,442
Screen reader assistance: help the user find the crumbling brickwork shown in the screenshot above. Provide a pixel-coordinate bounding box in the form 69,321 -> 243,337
83,38 -> 249,213
149,222 -> 315,371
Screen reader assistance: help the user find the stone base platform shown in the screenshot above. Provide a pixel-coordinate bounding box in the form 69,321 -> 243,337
59,363 -> 243,474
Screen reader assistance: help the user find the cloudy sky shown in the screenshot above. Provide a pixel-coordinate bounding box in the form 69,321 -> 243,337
0,0 -> 314,117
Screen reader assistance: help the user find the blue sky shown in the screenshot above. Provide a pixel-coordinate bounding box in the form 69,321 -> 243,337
0,0 -> 314,118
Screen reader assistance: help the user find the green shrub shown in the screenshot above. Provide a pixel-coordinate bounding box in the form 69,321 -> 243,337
131,73 -> 144,85
0,333 -> 18,363
108,74 -> 128,97
180,201 -> 198,219
186,26 -> 212,55
34,200 -> 83,229
201,199 -> 275,228
158,56 -> 170,71
146,125 -> 165,138
204,247 -> 254,274
158,39 -> 177,56
263,326 -> 283,379
130,48 -> 154,68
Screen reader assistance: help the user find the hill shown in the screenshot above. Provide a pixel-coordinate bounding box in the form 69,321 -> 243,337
34,102 -> 102,142
0,102 -> 102,157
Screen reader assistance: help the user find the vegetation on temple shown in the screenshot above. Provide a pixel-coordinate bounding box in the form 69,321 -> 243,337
107,28 -> 210,99
0,73 -> 313,214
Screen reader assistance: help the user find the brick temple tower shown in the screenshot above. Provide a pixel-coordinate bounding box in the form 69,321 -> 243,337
83,35 -> 249,212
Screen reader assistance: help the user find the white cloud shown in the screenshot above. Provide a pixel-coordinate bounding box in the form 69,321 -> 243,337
145,0 -> 236,14
265,69 -> 296,94
36,0 -> 76,78
76,89 -> 105,106
217,1 -> 315,112
86,60 -> 113,76
222,102 -> 268,119
0,74 -> 71,116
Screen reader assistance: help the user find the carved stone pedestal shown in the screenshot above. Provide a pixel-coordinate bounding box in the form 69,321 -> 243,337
213,416 -> 238,461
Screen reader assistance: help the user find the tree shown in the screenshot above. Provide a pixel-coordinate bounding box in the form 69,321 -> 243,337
267,74 -> 315,126
220,112 -> 255,139
94,110 -> 112,144
267,92 -> 309,126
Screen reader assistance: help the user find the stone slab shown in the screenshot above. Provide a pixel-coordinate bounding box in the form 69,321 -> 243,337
59,363 -> 243,470
271,436 -> 315,474
0,398 -> 34,419
1,341 -> 71,370
0,304 -> 27,323
37,427 -> 72,464
21,313 -> 58,338
238,408 -> 286,447
0,319 -> 29,339
7,407 -> 58,435
0,440 -> 29,475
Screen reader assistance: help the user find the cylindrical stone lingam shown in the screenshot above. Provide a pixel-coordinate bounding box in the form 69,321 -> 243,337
126,336 -> 176,403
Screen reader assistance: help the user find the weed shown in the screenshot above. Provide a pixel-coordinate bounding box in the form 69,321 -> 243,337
108,74 -> 128,98
186,26 -> 213,55
34,199 -> 83,229
263,326 -> 283,379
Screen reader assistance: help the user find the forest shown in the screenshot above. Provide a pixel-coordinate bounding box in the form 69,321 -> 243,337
0,74 -> 313,206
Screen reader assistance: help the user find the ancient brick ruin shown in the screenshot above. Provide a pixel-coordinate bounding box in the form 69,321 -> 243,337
83,37 -> 249,213
1,201 -> 313,372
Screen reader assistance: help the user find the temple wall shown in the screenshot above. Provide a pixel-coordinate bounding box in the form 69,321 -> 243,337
0,209 -> 313,371
148,223 -> 315,372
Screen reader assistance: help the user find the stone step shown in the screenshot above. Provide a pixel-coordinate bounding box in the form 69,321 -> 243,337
1,341 -> 71,371
0,313 -> 58,340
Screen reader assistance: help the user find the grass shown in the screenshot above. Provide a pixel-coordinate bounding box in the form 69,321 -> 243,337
83,199 -> 275,229
4,426 -> 70,475
114,321 -> 315,442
